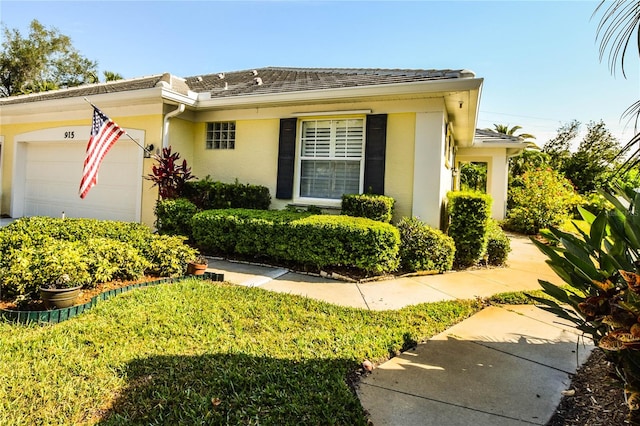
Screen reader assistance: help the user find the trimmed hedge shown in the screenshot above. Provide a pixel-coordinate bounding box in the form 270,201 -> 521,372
155,198 -> 199,237
447,191 -> 492,267
484,220 -> 511,266
397,217 -> 455,273
183,177 -> 271,210
341,194 -> 395,223
192,209 -> 400,274
0,217 -> 197,299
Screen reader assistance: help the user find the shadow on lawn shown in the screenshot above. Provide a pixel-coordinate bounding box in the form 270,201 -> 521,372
96,352 -> 367,425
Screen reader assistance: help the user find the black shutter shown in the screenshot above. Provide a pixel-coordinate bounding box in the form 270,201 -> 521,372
276,118 -> 297,199
364,114 -> 387,195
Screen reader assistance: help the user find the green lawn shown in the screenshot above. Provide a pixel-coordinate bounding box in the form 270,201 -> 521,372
0,279 -> 481,425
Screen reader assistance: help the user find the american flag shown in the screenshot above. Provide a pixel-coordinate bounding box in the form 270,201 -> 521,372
79,107 -> 125,199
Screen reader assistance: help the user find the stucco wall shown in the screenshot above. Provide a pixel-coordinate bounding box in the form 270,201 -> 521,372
0,113 -> 163,227
456,147 -> 509,220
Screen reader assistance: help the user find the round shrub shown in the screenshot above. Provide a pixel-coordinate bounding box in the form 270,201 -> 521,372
397,217 -> 455,273
484,221 -> 511,266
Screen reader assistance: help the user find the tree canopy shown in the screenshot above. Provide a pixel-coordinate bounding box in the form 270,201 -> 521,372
0,19 -> 98,97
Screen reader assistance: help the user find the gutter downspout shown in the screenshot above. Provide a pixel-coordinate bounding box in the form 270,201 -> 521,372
162,104 -> 186,149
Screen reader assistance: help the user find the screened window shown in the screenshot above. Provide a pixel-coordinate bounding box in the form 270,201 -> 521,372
298,118 -> 364,200
206,122 -> 236,149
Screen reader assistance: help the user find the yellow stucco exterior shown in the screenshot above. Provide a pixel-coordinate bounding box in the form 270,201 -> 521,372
0,70 -> 492,229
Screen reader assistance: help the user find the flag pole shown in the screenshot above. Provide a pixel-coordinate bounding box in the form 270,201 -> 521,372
83,97 -> 153,155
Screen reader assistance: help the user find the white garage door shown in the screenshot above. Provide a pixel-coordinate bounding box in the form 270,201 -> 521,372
23,141 -> 141,221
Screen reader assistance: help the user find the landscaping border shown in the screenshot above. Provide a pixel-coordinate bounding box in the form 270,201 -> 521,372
0,272 -> 224,325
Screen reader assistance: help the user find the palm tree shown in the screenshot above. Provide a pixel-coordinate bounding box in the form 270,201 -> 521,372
489,124 -> 536,141
594,0 -> 640,171
103,71 -> 123,82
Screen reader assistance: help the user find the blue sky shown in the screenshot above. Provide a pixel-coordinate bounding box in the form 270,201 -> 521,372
1,0 -> 639,145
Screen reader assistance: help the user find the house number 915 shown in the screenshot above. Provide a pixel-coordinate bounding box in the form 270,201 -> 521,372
64,131 -> 75,139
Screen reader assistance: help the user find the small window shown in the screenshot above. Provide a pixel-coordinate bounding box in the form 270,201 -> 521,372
206,122 -> 236,149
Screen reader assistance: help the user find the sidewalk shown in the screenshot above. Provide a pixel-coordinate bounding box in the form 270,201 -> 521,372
206,233 -> 593,425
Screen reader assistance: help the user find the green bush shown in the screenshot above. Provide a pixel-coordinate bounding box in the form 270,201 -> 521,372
192,209 -> 309,256
183,177 -> 271,210
83,238 -> 150,285
447,191 -> 492,268
341,194 -> 395,223
192,209 -> 400,274
397,217 -> 455,273
0,217 -> 197,299
289,215 -> 400,274
484,220 -> 511,266
505,168 -> 581,234
155,198 -> 199,237
143,235 -> 198,278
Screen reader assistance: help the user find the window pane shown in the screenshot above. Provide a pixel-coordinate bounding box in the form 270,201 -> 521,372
300,160 -> 360,199
206,121 -> 236,150
302,120 -> 331,157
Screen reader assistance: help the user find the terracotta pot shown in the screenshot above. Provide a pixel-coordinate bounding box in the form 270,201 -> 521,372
187,262 -> 207,275
39,285 -> 82,309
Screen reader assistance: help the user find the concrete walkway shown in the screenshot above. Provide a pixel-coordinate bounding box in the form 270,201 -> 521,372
205,233 -> 593,425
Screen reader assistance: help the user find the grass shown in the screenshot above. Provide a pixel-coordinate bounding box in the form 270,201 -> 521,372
0,279 -> 481,425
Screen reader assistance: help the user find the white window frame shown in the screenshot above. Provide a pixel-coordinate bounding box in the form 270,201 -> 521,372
293,116 -> 366,207
205,121 -> 236,150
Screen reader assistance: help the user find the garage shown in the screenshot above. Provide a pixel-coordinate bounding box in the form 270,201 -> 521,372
12,126 -> 144,222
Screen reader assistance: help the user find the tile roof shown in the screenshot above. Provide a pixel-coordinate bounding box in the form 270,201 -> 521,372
185,67 -> 476,98
0,67 -> 476,105
0,74 -> 165,105
474,128 -> 524,143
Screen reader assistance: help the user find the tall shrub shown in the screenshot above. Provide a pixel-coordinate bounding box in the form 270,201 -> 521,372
484,220 -> 511,266
447,191 -> 492,268
506,168 -> 581,234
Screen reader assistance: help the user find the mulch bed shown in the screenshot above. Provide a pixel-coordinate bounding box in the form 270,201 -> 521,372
0,276 -> 162,311
547,348 -> 629,425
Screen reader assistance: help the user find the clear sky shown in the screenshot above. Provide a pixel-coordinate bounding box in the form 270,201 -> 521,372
1,0 -> 639,146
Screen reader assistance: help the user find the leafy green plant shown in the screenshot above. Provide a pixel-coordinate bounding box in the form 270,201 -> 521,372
146,146 -> 196,200
341,194 -> 395,223
396,216 -> 455,273
192,209 -> 399,274
530,186 -> 640,422
32,240 -> 91,290
154,198 -> 198,237
484,220 -> 511,266
0,217 -> 196,300
82,238 -> 150,285
143,235 -> 197,277
183,176 -> 271,210
447,191 -> 492,267
505,168 -> 581,234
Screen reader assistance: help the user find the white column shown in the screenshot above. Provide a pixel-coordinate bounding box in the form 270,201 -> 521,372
412,112 -> 446,228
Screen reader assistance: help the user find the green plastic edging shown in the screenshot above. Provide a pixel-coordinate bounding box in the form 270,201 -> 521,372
0,272 -> 224,325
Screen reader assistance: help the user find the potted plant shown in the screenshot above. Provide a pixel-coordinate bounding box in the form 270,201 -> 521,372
186,255 -> 208,275
39,274 -> 84,309
35,241 -> 91,309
